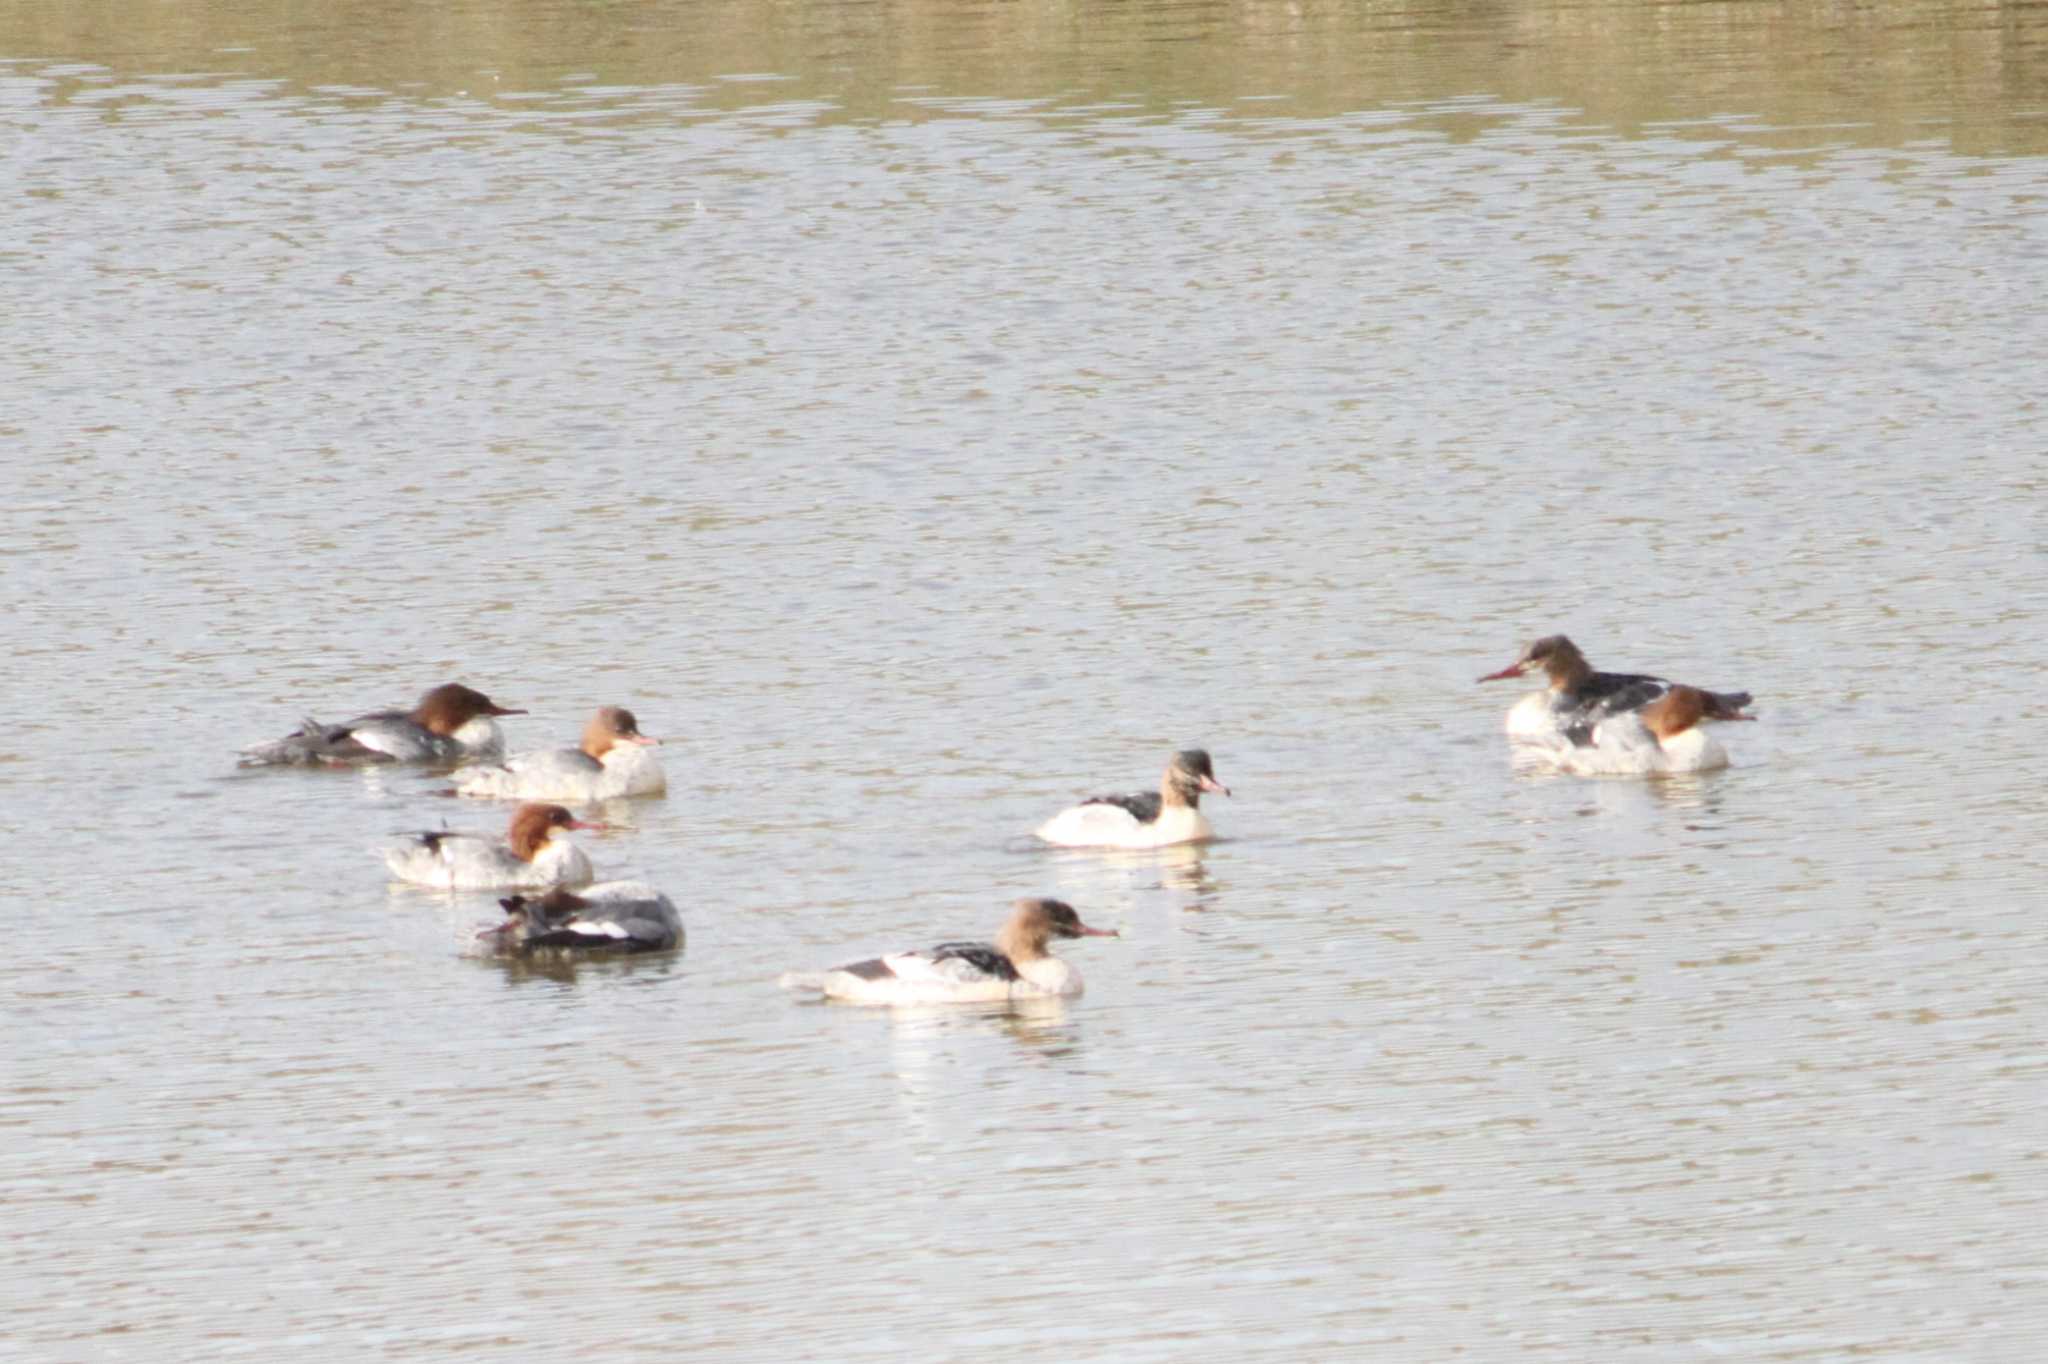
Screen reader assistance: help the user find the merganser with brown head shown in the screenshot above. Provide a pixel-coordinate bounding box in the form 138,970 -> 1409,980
1552,685 -> 1757,775
478,881 -> 682,957
382,802 -> 602,890
1478,635 -> 1752,746
779,898 -> 1118,1004
448,706 -> 665,801
239,683 -> 525,767
1035,749 -> 1230,849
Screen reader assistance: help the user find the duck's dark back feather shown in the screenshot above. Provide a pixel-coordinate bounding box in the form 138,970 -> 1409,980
1080,791 -> 1162,824
929,942 -> 1020,981
839,957 -> 895,980
1565,671 -> 1667,714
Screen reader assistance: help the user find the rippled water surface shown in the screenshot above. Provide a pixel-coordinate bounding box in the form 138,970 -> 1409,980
6,1 -> 2048,1358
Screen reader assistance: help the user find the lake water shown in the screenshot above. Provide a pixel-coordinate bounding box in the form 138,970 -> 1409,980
6,1 -> 2048,1358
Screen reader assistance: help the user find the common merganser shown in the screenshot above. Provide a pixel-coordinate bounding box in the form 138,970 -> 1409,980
382,802 -> 600,889
447,706 -> 665,801
1478,636 -> 1752,745
1550,685 -> 1756,776
1034,749 -> 1230,849
239,683 -> 524,767
778,898 -> 1117,1004
477,881 -> 682,956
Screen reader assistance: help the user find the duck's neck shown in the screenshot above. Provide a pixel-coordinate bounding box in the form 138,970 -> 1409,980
509,826 -> 553,862
1545,647 -> 1593,691
1159,773 -> 1198,811
995,921 -> 1049,964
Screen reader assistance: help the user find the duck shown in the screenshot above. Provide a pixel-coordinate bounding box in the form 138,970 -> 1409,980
778,898 -> 1117,1004
239,683 -> 524,767
1477,635 -> 1752,746
447,706 -> 665,801
1549,685 -> 1756,776
477,881 -> 682,956
1034,749 -> 1230,848
381,802 -> 600,889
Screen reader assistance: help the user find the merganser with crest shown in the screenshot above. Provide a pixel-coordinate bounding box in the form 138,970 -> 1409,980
1035,749 -> 1230,848
1550,685 -> 1756,776
778,898 -> 1117,1004
382,802 -> 601,889
1478,635 -> 1752,746
447,706 -> 665,801
478,881 -> 681,957
239,683 -> 524,767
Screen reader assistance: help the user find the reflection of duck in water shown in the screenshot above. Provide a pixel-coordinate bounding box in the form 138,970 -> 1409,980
1035,749 -> 1230,849
779,898 -> 1117,1004
1547,685 -> 1756,776
381,803 -> 600,889
240,683 -> 524,767
449,706 -> 665,801
1478,635 -> 1752,749
478,881 -> 682,957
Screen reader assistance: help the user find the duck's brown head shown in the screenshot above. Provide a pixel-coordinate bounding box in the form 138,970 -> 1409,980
581,706 -> 660,760
506,803 -> 603,861
1478,635 -> 1589,689
996,897 -> 1119,960
1163,748 -> 1230,806
413,683 -> 526,736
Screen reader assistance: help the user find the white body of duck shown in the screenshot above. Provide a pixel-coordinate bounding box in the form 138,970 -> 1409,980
478,881 -> 682,956
779,898 -> 1116,1005
382,803 -> 601,889
239,683 -> 525,767
1548,685 -> 1754,776
1481,635 -> 1752,749
1035,748 -> 1230,849
450,706 -> 665,801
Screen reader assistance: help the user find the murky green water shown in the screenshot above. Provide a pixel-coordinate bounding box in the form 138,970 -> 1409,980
5,2 -> 2046,1358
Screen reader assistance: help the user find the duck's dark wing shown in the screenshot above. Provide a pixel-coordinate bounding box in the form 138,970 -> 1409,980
1080,791 -> 1162,824
1565,672 -> 1669,721
927,941 -> 1021,982
833,957 -> 898,980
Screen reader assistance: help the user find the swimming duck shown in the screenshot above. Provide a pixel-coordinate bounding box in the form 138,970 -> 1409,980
1034,749 -> 1229,849
240,683 -> 524,767
779,898 -> 1117,1004
381,802 -> 600,890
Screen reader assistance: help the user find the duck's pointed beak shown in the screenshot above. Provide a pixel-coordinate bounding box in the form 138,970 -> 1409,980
1477,663 -> 1526,682
1198,773 -> 1230,797
1075,922 -> 1120,938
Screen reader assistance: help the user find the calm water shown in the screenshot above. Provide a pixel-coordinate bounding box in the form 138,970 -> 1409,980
6,1 -> 2048,1358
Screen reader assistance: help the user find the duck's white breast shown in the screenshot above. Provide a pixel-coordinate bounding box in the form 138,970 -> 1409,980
1504,691 -> 1563,740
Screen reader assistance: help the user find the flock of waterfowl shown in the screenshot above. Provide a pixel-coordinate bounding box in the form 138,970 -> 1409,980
238,635 -> 1754,1002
